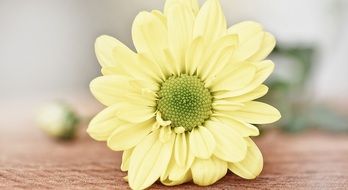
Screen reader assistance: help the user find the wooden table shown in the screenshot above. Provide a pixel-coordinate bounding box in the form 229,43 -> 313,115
1,99 -> 348,189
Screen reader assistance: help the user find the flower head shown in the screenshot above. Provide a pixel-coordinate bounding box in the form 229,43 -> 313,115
87,0 -> 281,189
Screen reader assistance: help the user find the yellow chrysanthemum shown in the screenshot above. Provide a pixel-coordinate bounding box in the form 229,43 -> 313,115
87,0 -> 281,189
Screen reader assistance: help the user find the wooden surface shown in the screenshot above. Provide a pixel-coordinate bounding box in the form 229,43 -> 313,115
1,100 -> 348,189
2,128 -> 348,189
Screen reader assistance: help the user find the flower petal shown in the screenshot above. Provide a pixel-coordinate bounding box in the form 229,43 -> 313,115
161,170 -> 192,186
191,156 -> 227,186
198,35 -> 238,81
231,32 -> 264,62
167,3 -> 195,73
128,130 -> 175,190
137,53 -> 166,82
228,101 -> 281,124
212,100 -> 244,112
210,64 -> 256,92
206,120 -> 248,162
248,32 -> 276,61
223,85 -> 268,102
161,133 -> 194,182
214,60 -> 274,98
159,126 -> 173,143
164,0 -> 199,16
131,11 -> 178,78
151,10 -> 166,25
169,154 -> 194,181
97,35 -> 139,78
212,113 -> 260,137
100,65 -> 126,76
107,119 -> 154,151
90,75 -> 127,106
132,11 -> 168,59
121,148 -> 133,172
95,35 -> 129,67
189,126 -> 216,159
116,103 -> 155,123
228,137 -> 263,179
110,41 -> 163,87
193,0 -> 226,44
174,132 -> 188,167
185,37 -> 205,75
227,21 -> 263,44
155,112 -> 171,129
90,75 -> 157,106
87,105 -> 126,141
228,21 -> 266,62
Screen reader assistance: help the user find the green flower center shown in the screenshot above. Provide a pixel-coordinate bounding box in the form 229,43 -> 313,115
157,74 -> 213,131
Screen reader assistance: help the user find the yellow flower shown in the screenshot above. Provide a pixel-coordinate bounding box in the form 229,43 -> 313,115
87,0 -> 281,189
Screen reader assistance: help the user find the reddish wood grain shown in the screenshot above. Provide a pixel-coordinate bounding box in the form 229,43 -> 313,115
1,122 -> 348,189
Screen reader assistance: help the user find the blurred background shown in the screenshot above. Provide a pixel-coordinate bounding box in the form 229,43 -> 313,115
0,0 -> 347,135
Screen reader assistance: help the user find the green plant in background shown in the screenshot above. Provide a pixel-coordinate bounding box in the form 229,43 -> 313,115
262,45 -> 348,132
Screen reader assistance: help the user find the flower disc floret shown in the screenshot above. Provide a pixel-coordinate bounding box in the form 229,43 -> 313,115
157,74 -> 212,131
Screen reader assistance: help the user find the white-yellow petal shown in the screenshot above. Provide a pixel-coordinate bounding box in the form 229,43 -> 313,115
169,158 -> 194,182
161,170 -> 192,186
121,148 -> 133,172
193,0 -> 226,44
87,105 -> 126,141
174,132 -> 188,167
185,37 -> 205,75
249,32 -> 276,61
151,10 -> 166,25
227,21 -> 266,62
128,130 -> 175,190
231,32 -> 264,62
228,137 -> 263,179
95,35 -> 129,67
229,101 -> 281,124
137,53 -> 166,82
214,60 -> 274,98
164,0 -> 199,16
198,35 -> 238,81
91,77 -> 158,123
111,42 -> 162,88
212,100 -> 244,112
110,37 -> 137,64
167,3 -> 195,73
131,10 -> 177,78
107,119 -> 154,151
132,11 -> 168,58
212,113 -> 260,137
116,103 -> 155,123
211,64 -> 256,92
156,112 -> 171,127
189,126 -> 216,159
113,52 -> 164,83
223,85 -> 268,102
191,156 -> 227,186
100,65 -> 126,76
201,35 -> 238,82
227,21 -> 263,44
162,133 -> 194,182
90,75 -> 157,107
90,75 -> 129,106
206,120 -> 247,162
159,126 -> 173,143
